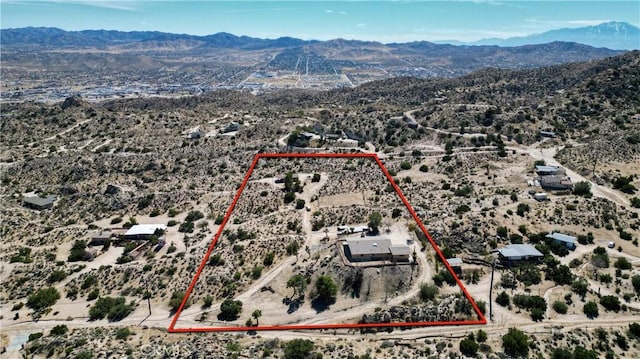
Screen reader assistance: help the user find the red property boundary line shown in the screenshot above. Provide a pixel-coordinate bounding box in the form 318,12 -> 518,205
168,153 -> 487,333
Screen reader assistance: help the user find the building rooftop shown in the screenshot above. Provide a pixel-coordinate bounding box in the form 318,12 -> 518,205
91,231 -> 113,239
124,224 -> 167,237
346,238 -> 392,256
539,175 -> 572,184
535,165 -> 563,173
546,232 -> 576,244
23,195 -> 56,207
390,246 -> 411,256
447,258 -> 463,266
497,244 -> 543,258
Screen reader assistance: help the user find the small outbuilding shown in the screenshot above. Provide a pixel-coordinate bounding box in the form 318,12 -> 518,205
535,165 -> 565,176
546,232 -> 577,250
446,258 -> 463,276
90,230 -> 113,245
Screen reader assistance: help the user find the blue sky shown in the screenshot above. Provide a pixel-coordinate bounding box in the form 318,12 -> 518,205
1,1 -> 639,42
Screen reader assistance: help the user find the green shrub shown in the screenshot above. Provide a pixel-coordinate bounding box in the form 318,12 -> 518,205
553,301 -> 568,314
27,287 -> 60,312
50,325 -> 68,336
115,327 -> 132,340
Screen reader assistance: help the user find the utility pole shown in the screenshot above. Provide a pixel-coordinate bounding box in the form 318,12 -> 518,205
489,259 -> 496,322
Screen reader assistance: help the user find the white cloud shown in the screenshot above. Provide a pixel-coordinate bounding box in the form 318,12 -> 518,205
567,20 -> 612,26
525,17 -> 612,30
40,0 -> 137,11
356,23 -> 366,29
325,9 -> 333,13
338,11 -> 347,15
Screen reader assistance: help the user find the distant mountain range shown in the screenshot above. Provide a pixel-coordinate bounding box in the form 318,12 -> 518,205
1,21 -> 638,50
437,21 -> 639,50
0,24 -> 634,101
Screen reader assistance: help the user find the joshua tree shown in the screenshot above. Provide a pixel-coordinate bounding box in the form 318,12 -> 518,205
252,309 -> 262,326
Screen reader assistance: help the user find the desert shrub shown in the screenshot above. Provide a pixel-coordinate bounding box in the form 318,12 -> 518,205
600,295 -> 621,312
169,291 -> 190,312
218,299 -> 243,321
584,301 -> 599,318
47,270 -> 67,283
496,291 -> 510,307
50,325 -> 68,336
115,327 -> 132,340
89,297 -> 134,322
553,301 -> 568,314
573,181 -> 592,197
502,327 -> 528,358
27,287 -> 60,312
184,210 -> 204,222
284,339 -> 314,359
459,337 -> 478,357
419,283 -> 438,302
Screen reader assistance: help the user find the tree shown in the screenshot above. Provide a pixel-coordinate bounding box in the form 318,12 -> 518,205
286,241 -> 300,256
632,275 -> 640,294
89,296 -> 134,322
496,291 -> 510,307
252,309 -> 262,326
572,278 -> 589,299
600,295 -> 621,312
368,211 -> 382,235
263,252 -> 275,266
502,327 -> 529,358
27,287 -> 60,312
295,198 -> 306,210
311,173 -> 321,182
583,301 -> 599,319
287,274 -> 307,299
50,324 -> 68,336
315,275 -> 337,304
547,264 -> 574,286
553,301 -> 568,314
459,337 -> 479,357
615,257 -> 632,270
573,181 -> 592,197
68,240 -> 90,262
284,191 -> 296,204
551,348 -> 573,359
168,291 -> 190,312
476,329 -> 487,343
218,299 -> 243,321
284,339 -> 314,359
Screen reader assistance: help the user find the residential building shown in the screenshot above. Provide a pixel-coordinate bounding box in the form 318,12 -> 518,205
539,175 -> 573,191
90,230 -> 113,245
344,237 -> 411,263
546,232 -> 577,250
495,244 -> 544,266
539,130 -> 557,138
23,195 -> 56,210
123,224 -> 167,240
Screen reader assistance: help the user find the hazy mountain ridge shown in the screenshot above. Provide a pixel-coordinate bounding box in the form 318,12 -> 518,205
453,21 -> 639,50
